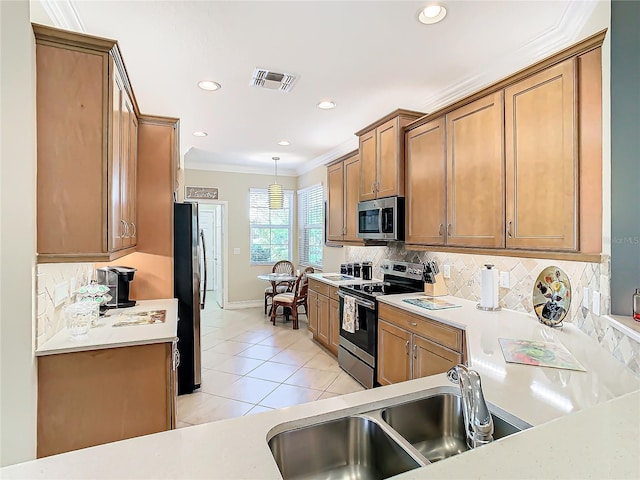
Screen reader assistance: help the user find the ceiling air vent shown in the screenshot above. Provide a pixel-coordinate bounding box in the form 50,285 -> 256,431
250,68 -> 297,92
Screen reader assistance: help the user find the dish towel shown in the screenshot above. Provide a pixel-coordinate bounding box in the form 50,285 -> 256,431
342,295 -> 359,333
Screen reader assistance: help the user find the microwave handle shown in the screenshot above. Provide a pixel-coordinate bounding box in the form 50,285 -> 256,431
378,208 -> 383,235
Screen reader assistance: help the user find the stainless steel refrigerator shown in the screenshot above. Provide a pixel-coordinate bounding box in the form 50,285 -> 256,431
174,202 -> 202,395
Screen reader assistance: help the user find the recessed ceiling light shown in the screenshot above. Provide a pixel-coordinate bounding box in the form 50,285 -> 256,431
277,140 -> 291,146
193,131 -> 208,137
198,80 -> 221,91
418,4 -> 447,24
317,101 -> 336,110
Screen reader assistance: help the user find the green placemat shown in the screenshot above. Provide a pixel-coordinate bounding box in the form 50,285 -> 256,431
402,297 -> 461,310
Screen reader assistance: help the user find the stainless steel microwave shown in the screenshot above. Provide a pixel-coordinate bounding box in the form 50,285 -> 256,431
357,197 -> 405,241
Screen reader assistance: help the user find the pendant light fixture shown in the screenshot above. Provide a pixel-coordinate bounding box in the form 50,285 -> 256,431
268,156 -> 283,209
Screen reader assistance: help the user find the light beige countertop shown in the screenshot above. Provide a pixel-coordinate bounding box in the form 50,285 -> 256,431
35,298 -> 178,356
6,295 -> 639,478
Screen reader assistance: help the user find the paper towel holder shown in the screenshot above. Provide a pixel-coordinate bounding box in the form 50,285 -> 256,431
476,304 -> 502,311
477,264 -> 502,311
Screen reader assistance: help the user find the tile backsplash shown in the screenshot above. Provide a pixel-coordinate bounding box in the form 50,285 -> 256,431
37,263 -> 95,347
346,244 -> 640,377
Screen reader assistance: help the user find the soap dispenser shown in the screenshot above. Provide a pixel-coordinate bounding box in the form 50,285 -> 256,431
633,288 -> 640,321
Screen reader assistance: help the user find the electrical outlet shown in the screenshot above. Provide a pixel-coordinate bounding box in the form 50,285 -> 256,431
54,282 -> 69,307
499,271 -> 510,288
582,287 -> 589,309
592,291 -> 601,316
443,264 -> 451,279
233,248 -> 240,255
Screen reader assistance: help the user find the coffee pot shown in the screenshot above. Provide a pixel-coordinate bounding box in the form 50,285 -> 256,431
96,266 -> 137,308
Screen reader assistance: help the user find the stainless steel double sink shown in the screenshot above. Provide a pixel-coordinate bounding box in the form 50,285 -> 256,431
268,386 -> 531,480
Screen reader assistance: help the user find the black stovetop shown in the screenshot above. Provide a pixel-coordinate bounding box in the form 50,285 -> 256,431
339,280 -> 422,300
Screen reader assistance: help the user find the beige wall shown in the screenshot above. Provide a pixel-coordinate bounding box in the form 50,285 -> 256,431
0,0 -> 38,465
298,164 -> 345,273
184,168 -> 297,304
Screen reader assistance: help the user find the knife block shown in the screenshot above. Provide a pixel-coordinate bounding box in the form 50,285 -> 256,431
424,272 -> 448,297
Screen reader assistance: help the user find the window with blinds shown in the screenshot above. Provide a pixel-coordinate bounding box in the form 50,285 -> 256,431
249,188 -> 293,265
298,184 -> 324,269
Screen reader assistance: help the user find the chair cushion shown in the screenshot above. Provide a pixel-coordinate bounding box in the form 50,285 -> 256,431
273,293 -> 294,304
265,285 -> 290,294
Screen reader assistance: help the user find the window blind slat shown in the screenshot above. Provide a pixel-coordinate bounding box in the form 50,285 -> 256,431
298,184 -> 323,269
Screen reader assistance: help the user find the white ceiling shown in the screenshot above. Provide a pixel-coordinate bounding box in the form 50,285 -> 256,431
31,0 -> 603,175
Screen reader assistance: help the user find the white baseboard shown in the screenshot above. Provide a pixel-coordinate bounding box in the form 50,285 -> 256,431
224,300 -> 263,310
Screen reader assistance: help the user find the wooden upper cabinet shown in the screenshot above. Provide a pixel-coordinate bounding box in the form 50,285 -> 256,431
405,117 -> 446,245
359,130 -> 377,201
400,33 -> 603,260
344,154 -> 361,242
326,162 -> 345,242
376,118 -> 402,198
505,59 -> 577,250
325,151 -> 361,244
357,110 -> 424,201
446,92 -> 505,248
34,24 -> 139,262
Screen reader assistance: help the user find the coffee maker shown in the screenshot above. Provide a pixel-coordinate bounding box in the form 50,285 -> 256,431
96,266 -> 137,308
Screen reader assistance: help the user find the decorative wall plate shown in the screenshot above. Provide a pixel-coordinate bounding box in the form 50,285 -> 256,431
533,266 -> 571,327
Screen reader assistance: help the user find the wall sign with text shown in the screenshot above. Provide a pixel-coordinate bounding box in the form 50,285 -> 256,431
185,186 -> 219,200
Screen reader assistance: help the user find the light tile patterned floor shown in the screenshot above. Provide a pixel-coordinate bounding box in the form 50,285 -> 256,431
177,301 -> 364,428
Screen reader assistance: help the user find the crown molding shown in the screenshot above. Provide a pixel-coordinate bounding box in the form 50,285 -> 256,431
39,0 -> 85,32
417,0 -> 600,113
295,137 -> 359,176
184,159 -> 297,177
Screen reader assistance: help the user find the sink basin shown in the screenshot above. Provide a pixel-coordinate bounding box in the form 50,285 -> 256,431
321,274 -> 354,281
381,393 -> 531,463
268,415 -> 420,480
268,388 -> 532,478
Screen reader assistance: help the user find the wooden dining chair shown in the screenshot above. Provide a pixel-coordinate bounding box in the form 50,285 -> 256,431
270,271 -> 310,329
264,260 -> 295,314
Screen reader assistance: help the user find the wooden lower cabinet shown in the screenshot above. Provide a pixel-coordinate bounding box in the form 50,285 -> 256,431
378,320 -> 412,385
307,279 -> 339,356
317,294 -> 330,347
413,335 -> 462,379
308,290 -> 318,335
329,298 -> 340,355
377,304 -> 464,386
37,342 -> 176,458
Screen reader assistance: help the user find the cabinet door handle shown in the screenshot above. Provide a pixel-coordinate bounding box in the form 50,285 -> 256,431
131,222 -> 137,238
438,224 -> 444,236
408,321 -> 418,327
120,219 -> 128,238
413,344 -> 417,359
405,340 -> 410,355
447,224 -> 452,237
371,181 -> 376,193
507,221 -> 513,238
376,182 -> 380,192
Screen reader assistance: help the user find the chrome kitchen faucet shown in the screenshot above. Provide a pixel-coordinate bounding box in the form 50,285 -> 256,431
447,364 -> 494,448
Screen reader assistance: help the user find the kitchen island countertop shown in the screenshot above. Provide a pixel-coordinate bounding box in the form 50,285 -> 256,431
35,298 -> 178,356
5,295 -> 639,478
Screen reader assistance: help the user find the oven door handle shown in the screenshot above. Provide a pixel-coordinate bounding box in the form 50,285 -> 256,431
337,290 -> 376,310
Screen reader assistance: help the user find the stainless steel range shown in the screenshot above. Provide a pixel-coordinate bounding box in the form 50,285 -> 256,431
337,260 -> 424,388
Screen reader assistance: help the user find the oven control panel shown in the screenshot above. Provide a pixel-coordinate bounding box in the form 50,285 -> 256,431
380,261 -> 424,281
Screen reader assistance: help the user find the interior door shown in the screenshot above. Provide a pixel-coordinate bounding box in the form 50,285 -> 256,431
214,205 -> 224,308
199,209 -> 215,292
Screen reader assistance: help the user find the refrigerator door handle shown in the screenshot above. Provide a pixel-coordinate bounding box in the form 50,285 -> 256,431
199,229 -> 207,309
